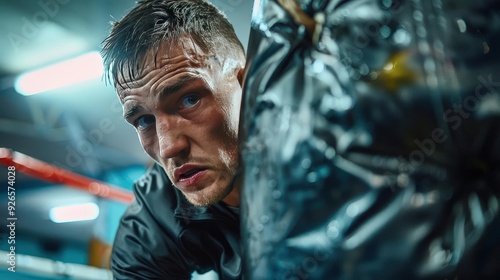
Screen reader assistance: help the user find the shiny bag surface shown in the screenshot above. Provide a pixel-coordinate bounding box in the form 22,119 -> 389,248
241,0 -> 500,279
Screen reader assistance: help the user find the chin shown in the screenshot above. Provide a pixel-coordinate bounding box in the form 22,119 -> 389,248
185,194 -> 220,207
184,184 -> 233,207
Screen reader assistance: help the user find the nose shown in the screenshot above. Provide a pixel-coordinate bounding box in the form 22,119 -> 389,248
156,114 -> 189,160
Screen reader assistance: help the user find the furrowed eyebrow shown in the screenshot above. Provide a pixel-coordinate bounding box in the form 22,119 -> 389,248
122,75 -> 203,121
123,105 -> 143,120
159,75 -> 201,100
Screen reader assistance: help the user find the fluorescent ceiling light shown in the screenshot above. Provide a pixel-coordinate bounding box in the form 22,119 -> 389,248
15,51 -> 103,96
49,202 -> 100,223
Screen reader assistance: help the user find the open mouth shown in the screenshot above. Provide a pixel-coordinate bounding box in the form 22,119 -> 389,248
179,168 -> 206,180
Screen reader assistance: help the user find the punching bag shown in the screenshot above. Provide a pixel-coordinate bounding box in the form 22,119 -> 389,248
241,0 -> 500,279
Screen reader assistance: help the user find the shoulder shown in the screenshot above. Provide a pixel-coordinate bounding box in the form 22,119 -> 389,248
127,163 -> 182,228
111,163 -> 192,279
134,163 -> 175,199
121,163 -> 186,236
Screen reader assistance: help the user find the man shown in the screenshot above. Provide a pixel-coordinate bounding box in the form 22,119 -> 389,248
101,0 -> 246,278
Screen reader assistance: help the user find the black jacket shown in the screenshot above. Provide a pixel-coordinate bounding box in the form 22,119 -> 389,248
111,164 -> 241,279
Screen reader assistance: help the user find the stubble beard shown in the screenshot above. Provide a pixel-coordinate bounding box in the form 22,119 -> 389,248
183,167 -> 241,207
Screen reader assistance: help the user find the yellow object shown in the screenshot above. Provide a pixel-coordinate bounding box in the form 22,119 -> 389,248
373,51 -> 418,93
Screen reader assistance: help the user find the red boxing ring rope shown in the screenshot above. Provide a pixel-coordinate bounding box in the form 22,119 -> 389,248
0,147 -> 134,204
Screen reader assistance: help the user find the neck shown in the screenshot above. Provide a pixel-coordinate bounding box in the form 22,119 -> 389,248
222,171 -> 242,207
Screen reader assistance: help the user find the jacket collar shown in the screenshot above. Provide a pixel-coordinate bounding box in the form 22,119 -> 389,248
172,182 -> 239,223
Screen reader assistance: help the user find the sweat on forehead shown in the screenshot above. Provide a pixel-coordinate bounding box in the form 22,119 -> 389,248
101,0 -> 245,91
113,36 -> 215,89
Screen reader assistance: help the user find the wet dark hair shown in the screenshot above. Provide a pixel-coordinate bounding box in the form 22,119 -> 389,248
101,0 -> 244,89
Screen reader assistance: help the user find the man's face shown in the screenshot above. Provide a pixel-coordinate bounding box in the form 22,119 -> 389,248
117,37 -> 243,207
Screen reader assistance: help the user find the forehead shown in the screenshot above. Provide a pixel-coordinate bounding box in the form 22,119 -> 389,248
116,36 -> 215,95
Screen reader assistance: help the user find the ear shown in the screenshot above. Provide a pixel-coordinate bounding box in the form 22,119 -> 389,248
237,64 -> 245,87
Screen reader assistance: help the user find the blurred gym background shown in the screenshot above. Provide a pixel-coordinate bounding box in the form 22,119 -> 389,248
0,0 -> 253,279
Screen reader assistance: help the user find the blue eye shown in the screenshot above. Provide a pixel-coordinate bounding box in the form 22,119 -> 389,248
180,94 -> 200,108
136,115 -> 155,130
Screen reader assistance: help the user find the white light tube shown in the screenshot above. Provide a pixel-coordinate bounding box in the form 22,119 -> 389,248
15,51 -> 103,96
49,202 -> 100,223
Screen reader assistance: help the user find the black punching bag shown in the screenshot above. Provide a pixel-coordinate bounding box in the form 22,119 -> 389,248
241,0 -> 500,279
